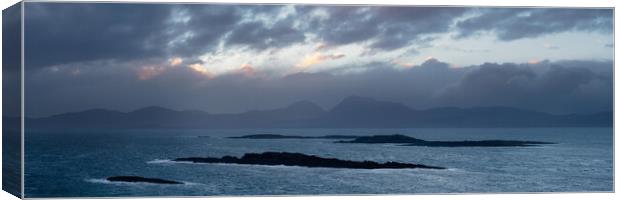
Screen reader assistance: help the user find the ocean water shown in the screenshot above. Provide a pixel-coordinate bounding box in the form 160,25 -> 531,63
24,128 -> 613,197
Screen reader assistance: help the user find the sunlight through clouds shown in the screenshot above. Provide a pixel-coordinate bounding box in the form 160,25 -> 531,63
294,52 -> 346,69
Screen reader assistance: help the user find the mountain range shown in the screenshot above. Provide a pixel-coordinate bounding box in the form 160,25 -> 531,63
25,96 -> 612,129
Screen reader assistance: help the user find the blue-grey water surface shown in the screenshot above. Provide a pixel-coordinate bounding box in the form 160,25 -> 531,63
24,128 -> 613,197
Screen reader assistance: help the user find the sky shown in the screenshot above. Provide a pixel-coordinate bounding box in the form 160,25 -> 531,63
21,3 -> 613,117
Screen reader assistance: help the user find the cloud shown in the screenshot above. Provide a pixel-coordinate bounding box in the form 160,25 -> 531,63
314,42 -> 329,51
295,52 -> 346,69
436,61 -> 612,114
298,6 -> 467,50
238,63 -> 257,77
436,63 -> 536,105
20,4 -> 612,117
456,8 -> 613,41
187,63 -> 213,78
137,57 -> 199,80
168,57 -> 183,66
24,3 -> 261,69
224,17 -> 306,50
528,59 -> 541,64
441,46 -> 491,53
391,60 -> 416,68
25,3 -> 175,69
543,43 -> 559,50
25,3 -> 612,73
137,65 -> 167,80
23,4 -> 307,71
165,4 -> 245,56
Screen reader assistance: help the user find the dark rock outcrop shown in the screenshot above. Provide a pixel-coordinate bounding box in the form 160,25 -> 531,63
106,176 -> 183,184
337,134 -> 554,147
173,152 -> 444,169
228,134 -> 308,139
337,134 -> 425,143
228,134 -> 359,139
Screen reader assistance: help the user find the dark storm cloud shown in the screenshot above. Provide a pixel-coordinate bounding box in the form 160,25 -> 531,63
23,3 -> 287,69
25,3 -> 174,69
437,61 -> 613,114
24,3 -> 612,70
298,6 -> 467,50
215,5 -> 471,52
456,8 -> 613,41
165,4 -> 244,56
20,4 -> 420,68
225,17 -> 306,50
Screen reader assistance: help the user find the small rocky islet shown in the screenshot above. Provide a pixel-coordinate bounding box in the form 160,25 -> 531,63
336,134 -> 555,147
228,134 -> 359,139
173,152 -> 445,169
231,134 -> 554,147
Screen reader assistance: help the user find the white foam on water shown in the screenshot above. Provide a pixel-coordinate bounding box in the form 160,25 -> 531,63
445,167 -> 463,172
146,159 -> 198,165
146,159 -> 174,164
352,167 -> 446,175
85,178 -> 112,184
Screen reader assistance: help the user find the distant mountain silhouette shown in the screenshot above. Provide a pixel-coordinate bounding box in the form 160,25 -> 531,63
26,96 -> 612,129
324,96 -> 417,127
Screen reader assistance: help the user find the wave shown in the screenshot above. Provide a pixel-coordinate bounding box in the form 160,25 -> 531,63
146,159 -> 196,165
146,159 -> 175,164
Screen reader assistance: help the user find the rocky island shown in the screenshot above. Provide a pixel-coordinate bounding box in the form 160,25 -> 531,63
337,134 -> 555,147
106,176 -> 183,184
173,152 -> 444,169
336,134 -> 424,143
228,134 -> 359,139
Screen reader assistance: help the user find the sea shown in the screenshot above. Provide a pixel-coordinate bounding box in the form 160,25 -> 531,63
23,127 -> 613,197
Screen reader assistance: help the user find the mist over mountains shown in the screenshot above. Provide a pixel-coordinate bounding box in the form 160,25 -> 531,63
25,96 -> 612,129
